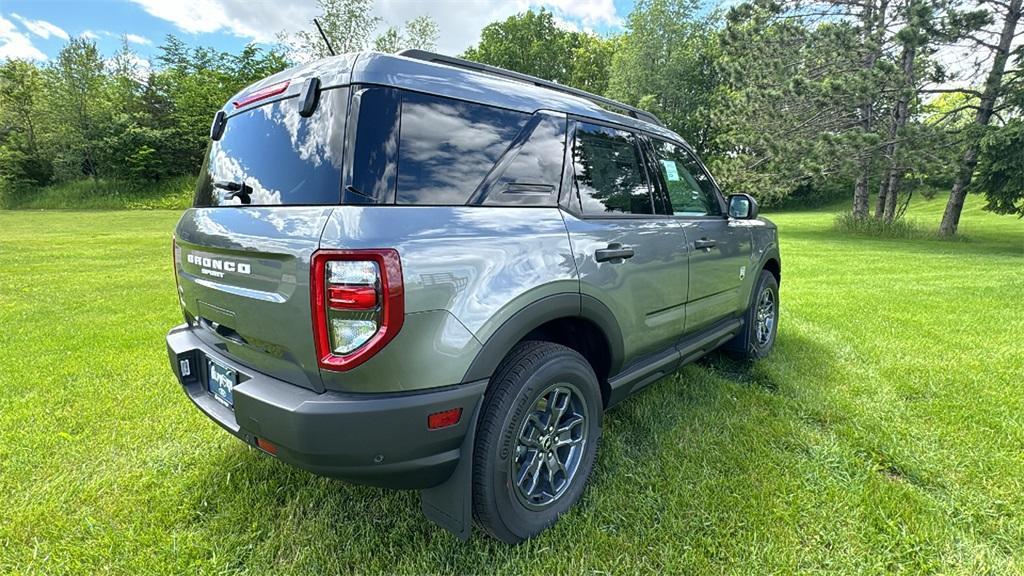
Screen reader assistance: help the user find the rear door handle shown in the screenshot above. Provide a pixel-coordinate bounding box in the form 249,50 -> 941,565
595,244 -> 635,263
694,238 -> 716,250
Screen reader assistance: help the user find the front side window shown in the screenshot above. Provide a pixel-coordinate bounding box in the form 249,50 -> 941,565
572,122 -> 653,215
651,139 -> 722,216
397,92 -> 527,205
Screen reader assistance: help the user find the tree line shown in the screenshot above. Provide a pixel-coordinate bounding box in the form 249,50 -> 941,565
466,0 -> 1022,235
0,0 -> 435,207
1,0 -> 1020,236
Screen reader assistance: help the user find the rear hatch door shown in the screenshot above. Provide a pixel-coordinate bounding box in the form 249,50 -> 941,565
174,86 -> 351,392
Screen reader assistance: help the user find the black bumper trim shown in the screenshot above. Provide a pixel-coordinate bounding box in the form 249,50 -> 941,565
166,324 -> 487,489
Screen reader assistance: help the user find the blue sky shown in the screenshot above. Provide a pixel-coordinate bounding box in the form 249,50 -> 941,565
0,0 -> 640,64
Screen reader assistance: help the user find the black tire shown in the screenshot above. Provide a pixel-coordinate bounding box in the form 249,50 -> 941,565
726,270 -> 779,360
472,341 -> 602,544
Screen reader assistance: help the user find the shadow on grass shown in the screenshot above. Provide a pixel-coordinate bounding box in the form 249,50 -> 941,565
173,331 -> 876,571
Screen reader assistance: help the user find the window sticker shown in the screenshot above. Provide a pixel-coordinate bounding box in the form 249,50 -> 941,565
660,159 -> 680,182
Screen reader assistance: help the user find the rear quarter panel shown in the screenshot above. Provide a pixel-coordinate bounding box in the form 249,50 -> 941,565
318,206 -> 578,392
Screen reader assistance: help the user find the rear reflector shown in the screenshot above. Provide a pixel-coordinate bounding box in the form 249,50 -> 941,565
233,80 -> 290,109
427,408 -> 463,430
256,438 -> 278,455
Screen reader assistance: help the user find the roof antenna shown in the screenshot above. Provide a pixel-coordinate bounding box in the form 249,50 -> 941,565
314,18 -> 336,56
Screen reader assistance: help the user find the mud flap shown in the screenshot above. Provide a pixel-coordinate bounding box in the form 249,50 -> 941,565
419,397 -> 483,540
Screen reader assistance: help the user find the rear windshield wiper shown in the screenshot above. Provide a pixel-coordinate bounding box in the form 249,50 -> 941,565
214,180 -> 253,204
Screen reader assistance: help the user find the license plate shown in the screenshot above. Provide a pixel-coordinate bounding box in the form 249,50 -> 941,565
207,358 -> 236,408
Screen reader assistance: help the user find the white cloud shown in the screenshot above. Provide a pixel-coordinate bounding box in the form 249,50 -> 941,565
10,12 -> 70,40
127,0 -> 317,43
128,0 -> 625,55
521,0 -> 621,27
81,29 -> 101,40
125,33 -> 152,45
0,14 -> 47,60
552,15 -> 581,33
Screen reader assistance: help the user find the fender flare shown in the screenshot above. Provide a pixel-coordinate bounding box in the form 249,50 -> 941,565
758,245 -> 781,281
740,245 -> 781,311
461,293 -> 625,383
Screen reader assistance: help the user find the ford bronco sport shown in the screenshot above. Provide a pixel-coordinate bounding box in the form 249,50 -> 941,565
166,50 -> 781,544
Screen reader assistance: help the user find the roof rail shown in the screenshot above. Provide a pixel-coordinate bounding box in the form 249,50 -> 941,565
397,49 -> 664,127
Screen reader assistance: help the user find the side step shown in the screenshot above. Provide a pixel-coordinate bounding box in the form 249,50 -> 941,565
606,317 -> 742,407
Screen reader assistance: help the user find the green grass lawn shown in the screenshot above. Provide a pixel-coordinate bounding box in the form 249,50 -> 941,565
1,195 -> 1021,574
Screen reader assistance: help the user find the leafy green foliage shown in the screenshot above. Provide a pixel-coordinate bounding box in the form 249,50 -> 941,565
709,5 -> 872,205
971,55 -> 1024,217
0,0 -> 438,208
607,0 -> 720,153
0,59 -> 53,204
0,35 -> 286,206
973,119 -> 1024,216
462,9 -> 614,94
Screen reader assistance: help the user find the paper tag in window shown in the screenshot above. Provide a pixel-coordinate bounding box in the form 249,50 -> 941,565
660,159 -> 680,181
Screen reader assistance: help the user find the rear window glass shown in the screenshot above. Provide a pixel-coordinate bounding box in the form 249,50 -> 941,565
397,92 -> 527,205
194,87 -> 349,207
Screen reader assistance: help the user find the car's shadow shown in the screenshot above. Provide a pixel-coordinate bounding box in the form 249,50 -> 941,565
179,330 -> 845,570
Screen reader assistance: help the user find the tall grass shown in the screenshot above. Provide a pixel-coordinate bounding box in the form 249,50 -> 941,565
3,176 -> 195,210
832,212 -> 943,240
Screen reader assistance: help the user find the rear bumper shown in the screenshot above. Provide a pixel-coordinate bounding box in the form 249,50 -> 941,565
166,324 -> 486,489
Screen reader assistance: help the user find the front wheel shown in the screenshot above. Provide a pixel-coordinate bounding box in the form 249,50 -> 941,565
727,270 -> 779,360
472,341 -> 602,544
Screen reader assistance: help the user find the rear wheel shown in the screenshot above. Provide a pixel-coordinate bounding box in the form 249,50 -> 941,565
472,341 -> 601,544
727,270 -> 779,360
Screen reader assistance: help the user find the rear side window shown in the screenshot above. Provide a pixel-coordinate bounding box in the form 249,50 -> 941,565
396,92 -> 528,205
345,86 -> 400,204
194,88 -> 349,207
651,139 -> 722,216
572,122 -> 654,215
480,112 -> 566,206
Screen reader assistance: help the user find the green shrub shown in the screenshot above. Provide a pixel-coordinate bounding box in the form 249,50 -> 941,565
3,176 -> 195,210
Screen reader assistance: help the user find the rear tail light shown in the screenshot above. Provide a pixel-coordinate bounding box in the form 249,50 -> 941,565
311,250 -> 404,371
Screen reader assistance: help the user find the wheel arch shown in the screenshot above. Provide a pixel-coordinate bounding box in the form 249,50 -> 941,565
462,293 -> 624,406
762,253 -> 781,284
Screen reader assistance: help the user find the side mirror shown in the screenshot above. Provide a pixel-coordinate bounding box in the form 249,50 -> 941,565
728,193 -> 758,219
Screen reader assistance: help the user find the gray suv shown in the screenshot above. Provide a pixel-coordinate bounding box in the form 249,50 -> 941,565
166,50 -> 781,543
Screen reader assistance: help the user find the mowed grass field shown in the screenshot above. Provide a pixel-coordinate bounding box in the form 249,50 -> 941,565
1,195 -> 1021,574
